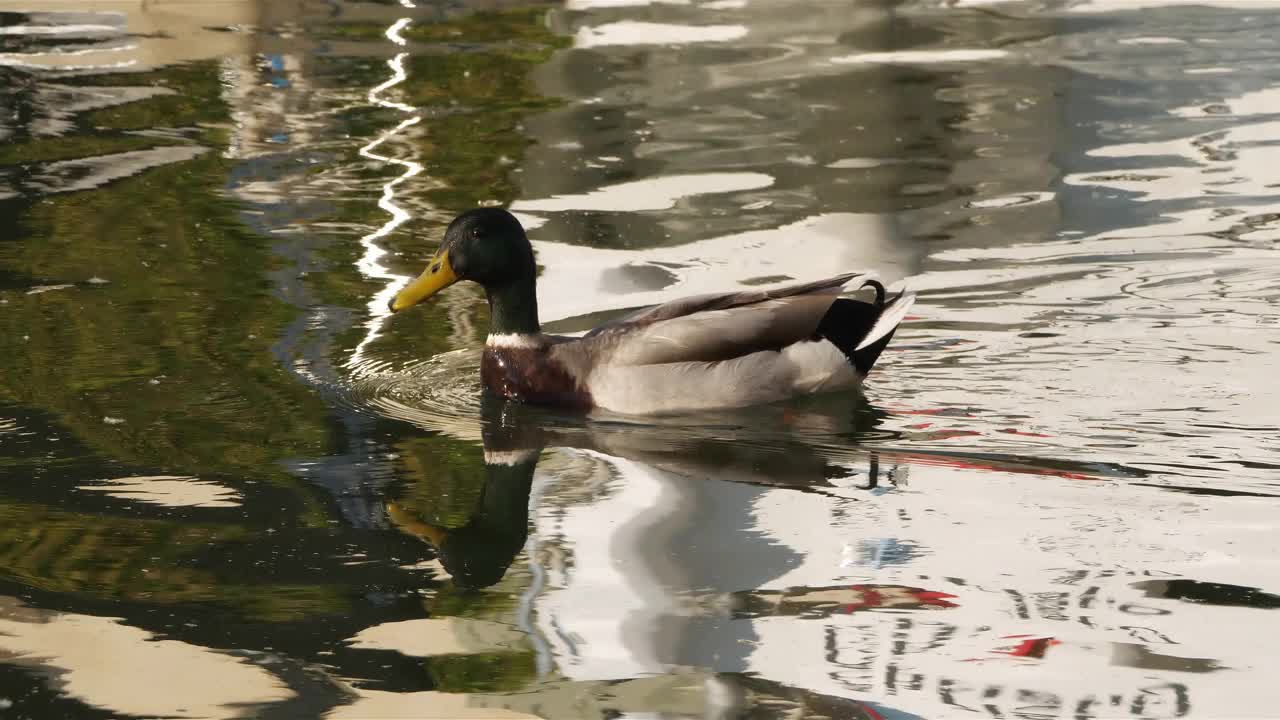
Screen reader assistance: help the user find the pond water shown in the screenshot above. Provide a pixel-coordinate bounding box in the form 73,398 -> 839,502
2,0 -> 1280,718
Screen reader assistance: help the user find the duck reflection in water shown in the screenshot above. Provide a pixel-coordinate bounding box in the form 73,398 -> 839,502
386,392 -> 904,591
385,398 -> 546,589
383,392 -> 920,720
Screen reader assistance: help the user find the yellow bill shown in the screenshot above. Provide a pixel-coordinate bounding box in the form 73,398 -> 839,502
390,252 -> 457,312
386,502 -> 449,547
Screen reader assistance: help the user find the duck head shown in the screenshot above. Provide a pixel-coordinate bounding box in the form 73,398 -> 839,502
389,208 -> 537,313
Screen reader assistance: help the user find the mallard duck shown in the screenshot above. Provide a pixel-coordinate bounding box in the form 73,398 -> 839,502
389,208 -> 914,415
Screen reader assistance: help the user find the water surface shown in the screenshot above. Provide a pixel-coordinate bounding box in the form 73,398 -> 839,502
2,0 -> 1279,718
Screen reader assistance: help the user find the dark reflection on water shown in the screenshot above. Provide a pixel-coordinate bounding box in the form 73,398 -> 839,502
2,0 -> 1280,718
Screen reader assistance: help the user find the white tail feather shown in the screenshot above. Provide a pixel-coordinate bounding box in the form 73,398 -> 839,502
856,292 -> 915,351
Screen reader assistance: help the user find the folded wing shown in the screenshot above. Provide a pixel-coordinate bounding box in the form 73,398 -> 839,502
572,273 -> 874,367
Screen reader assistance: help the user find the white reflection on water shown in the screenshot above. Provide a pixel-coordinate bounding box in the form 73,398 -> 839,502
575,21 -> 748,48
347,15 -> 424,374
0,597 -> 291,718
0,23 -> 117,35
0,47 -> 138,71
77,475 -> 242,508
521,442 -> 1280,718
0,7 -> 253,70
346,617 -> 525,656
567,0 -> 690,8
511,172 -> 773,213
831,49 -> 1010,65
29,145 -> 209,195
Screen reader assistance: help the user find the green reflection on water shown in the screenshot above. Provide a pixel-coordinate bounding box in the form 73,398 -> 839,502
430,649 -> 538,693
0,1 -> 566,640
0,60 -> 340,618
84,64 -> 231,131
2,147 -> 330,479
393,436 -> 490,529
398,7 -> 568,210
0,135 -> 180,166
0,496 -> 353,620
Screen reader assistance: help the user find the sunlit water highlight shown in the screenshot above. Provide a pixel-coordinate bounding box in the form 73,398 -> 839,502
347,13 -> 424,375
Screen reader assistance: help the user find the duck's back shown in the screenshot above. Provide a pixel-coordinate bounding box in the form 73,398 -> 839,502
548,274 -> 914,415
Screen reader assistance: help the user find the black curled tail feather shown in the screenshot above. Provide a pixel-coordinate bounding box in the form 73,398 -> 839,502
862,279 -> 886,307
814,280 -> 903,376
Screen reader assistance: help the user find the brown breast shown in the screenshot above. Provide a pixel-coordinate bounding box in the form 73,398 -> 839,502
481,346 -> 593,410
